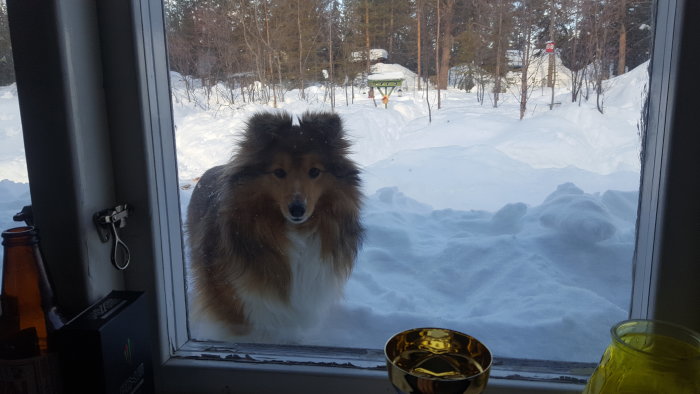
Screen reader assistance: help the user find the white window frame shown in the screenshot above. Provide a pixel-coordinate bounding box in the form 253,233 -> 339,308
8,0 -> 698,393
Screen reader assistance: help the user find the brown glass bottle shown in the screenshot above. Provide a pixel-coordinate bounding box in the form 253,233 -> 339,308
1,226 -> 63,356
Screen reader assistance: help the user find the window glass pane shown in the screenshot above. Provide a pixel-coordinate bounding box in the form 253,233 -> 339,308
166,0 -> 652,363
0,1 -> 31,263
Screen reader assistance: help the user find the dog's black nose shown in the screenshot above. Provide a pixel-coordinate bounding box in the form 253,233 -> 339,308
288,202 -> 306,219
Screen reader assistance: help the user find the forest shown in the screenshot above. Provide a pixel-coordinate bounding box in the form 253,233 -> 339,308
164,0 -> 651,115
0,1 -> 651,116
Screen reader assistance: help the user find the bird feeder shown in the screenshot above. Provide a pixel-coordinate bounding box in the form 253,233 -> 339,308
368,72 -> 404,108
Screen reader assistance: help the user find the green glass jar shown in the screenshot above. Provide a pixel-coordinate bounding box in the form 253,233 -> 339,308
583,319 -> 700,394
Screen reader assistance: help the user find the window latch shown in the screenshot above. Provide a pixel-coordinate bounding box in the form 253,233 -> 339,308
13,205 -> 34,226
94,204 -> 131,270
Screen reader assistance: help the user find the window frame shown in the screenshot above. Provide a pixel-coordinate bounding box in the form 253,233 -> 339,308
8,0 -> 699,393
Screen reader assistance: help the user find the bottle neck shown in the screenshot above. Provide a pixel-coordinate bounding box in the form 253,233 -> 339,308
1,226 -> 65,333
1,226 -> 39,247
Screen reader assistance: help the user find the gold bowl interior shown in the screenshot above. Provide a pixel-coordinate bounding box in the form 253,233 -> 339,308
385,328 -> 492,394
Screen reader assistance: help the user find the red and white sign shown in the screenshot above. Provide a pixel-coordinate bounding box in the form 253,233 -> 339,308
546,42 -> 555,53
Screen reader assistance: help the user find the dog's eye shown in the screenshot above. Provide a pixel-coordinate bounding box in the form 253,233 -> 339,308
273,169 -> 286,178
308,168 -> 321,179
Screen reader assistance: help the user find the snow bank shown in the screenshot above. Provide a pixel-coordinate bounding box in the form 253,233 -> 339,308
368,71 -> 404,80
370,63 -> 418,91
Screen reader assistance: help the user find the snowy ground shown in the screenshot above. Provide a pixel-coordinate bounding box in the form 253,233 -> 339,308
0,62 -> 648,363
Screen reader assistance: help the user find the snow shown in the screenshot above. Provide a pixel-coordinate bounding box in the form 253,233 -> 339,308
0,84 -> 27,184
368,71 -> 404,81
351,48 -> 389,62
526,52 -> 575,90
0,61 -> 649,363
371,62 -> 418,91
451,52 -> 575,92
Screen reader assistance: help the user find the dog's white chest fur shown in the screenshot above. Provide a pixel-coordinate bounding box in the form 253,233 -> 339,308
237,226 -> 344,342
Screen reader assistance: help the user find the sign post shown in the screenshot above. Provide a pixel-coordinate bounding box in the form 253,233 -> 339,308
545,41 -> 555,53
546,41 -> 556,110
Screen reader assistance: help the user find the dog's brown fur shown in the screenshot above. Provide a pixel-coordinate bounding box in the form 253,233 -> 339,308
187,111 -> 363,337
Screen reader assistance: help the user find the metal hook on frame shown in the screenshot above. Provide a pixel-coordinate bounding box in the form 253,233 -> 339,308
94,204 -> 131,270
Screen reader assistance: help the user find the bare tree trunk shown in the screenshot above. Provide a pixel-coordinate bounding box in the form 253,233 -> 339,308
438,0 -> 455,91
416,0 -> 422,90
238,0 -> 262,104
618,28 -> 626,75
329,3 -> 335,110
364,0 -> 371,75
548,0 -> 555,109
345,76 -> 349,106
184,76 -> 193,103
249,1 -> 267,104
595,24 -> 607,114
439,36 -> 452,91
570,1 -> 582,103
493,0 -> 503,108
436,0 -> 441,109
263,0 -> 276,107
617,0 -> 627,75
477,71 -> 485,104
595,0 -> 610,114
520,25 -> 532,120
389,0 -> 394,56
276,54 -> 283,98
426,70 -> 432,123
572,68 -> 583,103
297,0 -> 305,99
596,66 -> 603,112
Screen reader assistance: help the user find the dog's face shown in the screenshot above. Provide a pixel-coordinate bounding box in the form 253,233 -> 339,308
234,111 -> 359,226
265,152 -> 329,224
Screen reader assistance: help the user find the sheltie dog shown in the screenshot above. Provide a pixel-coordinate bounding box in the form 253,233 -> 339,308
187,111 -> 363,342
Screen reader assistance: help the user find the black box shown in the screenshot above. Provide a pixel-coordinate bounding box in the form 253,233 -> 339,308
55,291 -> 153,394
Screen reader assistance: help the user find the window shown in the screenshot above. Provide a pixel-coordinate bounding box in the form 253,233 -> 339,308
0,1 -> 30,252
5,0 -> 699,393
167,0 -> 650,367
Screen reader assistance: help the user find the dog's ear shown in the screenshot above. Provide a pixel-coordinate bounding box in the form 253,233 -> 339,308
298,112 -> 345,145
235,112 -> 294,174
244,112 -> 293,146
299,112 -> 360,182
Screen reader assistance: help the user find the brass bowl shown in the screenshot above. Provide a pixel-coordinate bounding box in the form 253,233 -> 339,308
384,328 -> 492,394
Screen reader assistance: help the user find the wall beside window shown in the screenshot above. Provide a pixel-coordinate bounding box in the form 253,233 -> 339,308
633,0 -> 700,331
7,0 -> 124,317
